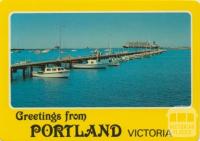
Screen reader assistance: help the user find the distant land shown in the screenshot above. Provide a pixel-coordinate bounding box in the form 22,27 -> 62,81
160,46 -> 191,50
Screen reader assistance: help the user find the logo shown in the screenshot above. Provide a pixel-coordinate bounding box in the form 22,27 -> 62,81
167,107 -> 197,137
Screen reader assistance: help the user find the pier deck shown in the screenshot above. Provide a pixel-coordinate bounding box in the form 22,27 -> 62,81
11,49 -> 166,79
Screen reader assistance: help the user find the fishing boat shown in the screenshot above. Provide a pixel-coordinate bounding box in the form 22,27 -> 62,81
72,59 -> 107,69
32,67 -> 70,78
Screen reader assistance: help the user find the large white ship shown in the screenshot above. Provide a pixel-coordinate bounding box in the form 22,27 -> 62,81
123,41 -> 160,48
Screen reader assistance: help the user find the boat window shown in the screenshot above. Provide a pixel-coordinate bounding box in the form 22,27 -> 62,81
61,68 -> 64,70
52,68 -> 57,71
91,61 -> 93,64
58,68 -> 61,71
46,69 -> 51,71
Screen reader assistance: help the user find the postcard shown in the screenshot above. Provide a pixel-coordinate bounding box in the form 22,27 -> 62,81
0,0 -> 200,141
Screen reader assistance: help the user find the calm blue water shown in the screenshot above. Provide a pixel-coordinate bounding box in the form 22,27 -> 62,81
11,49 -> 191,107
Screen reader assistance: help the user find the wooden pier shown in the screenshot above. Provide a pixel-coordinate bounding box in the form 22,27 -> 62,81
11,49 -> 166,80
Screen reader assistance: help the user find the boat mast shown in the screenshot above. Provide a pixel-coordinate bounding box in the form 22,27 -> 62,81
58,25 -> 62,60
108,40 -> 112,55
108,34 -> 112,55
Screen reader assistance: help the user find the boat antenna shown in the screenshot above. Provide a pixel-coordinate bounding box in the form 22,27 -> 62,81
58,25 -> 62,60
108,39 -> 112,55
108,34 -> 112,55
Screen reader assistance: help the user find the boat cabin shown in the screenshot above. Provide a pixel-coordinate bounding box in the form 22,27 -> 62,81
45,67 -> 65,72
87,59 -> 99,64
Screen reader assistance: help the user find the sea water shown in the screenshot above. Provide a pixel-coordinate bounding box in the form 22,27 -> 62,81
11,49 -> 191,107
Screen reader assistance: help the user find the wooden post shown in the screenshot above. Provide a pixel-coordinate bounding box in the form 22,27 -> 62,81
11,69 -> 13,81
64,63 -> 68,68
23,68 -> 26,79
30,66 -> 33,77
69,61 -> 72,69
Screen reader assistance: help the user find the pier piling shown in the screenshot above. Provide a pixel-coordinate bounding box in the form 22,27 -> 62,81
30,66 -> 33,77
69,61 -> 72,69
22,68 -> 26,79
11,69 -> 13,81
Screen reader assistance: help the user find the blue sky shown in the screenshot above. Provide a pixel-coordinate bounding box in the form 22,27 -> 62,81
11,13 -> 191,49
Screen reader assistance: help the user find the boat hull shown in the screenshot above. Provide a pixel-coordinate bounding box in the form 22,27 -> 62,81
108,58 -> 120,66
32,71 -> 69,78
72,64 -> 106,69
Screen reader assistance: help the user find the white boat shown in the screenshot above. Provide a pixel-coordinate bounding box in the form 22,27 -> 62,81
32,67 -> 70,78
121,56 -> 130,61
41,49 -> 50,53
15,60 -> 31,65
34,49 -> 41,54
108,58 -> 120,66
72,59 -> 107,69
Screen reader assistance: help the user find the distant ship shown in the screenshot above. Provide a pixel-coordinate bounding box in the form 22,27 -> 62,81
123,41 -> 160,49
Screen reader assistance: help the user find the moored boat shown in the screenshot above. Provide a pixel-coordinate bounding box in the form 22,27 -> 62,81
34,49 -> 41,54
72,59 -> 107,69
108,58 -> 120,66
121,56 -> 130,61
15,60 -> 31,65
32,67 -> 70,78
41,49 -> 50,53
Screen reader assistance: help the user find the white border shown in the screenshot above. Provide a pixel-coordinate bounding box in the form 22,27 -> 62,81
9,11 -> 193,109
